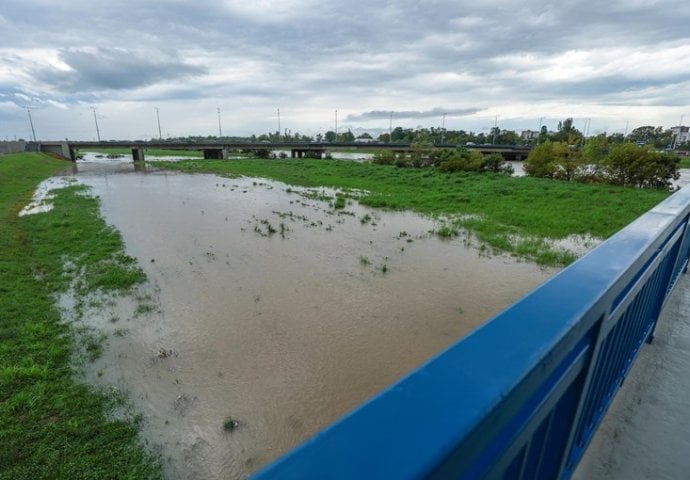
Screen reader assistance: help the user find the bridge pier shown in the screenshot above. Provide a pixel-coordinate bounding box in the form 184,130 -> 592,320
291,148 -> 325,159
132,147 -> 145,162
36,141 -> 76,161
203,148 -> 229,160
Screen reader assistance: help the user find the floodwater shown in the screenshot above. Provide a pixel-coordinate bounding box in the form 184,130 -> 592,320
53,155 -> 557,479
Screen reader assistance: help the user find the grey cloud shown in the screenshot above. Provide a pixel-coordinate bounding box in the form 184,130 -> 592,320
345,107 -> 483,122
34,48 -> 207,93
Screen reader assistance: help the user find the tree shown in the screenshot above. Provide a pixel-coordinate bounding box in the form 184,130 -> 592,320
627,126 -> 673,148
580,135 -> 610,181
482,153 -> 514,174
551,118 -> 583,143
524,141 -> 557,178
324,131 -> 336,143
551,142 -> 584,181
336,130 -> 355,143
602,144 -> 679,188
438,148 -> 484,172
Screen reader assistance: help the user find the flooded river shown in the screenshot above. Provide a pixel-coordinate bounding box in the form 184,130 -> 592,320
55,155 -> 557,479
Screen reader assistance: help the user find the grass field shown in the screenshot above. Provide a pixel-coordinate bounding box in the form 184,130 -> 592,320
0,153 -> 161,479
152,158 -> 672,265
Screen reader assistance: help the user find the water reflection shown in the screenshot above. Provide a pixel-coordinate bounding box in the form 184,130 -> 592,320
59,154 -> 556,479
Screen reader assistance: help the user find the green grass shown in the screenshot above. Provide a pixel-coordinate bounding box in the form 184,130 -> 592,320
151,158 -> 671,264
678,156 -> 690,169
0,153 -> 161,479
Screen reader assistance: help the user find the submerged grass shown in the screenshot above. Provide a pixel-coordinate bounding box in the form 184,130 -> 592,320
151,158 -> 672,265
0,153 -> 161,479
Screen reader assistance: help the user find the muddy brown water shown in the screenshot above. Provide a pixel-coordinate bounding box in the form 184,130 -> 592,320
51,155 -> 558,479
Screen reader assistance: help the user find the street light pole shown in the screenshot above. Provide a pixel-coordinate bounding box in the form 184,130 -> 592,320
335,109 -> 338,141
441,113 -> 446,144
155,107 -> 162,139
277,108 -> 281,141
217,107 -> 222,138
26,107 -> 36,142
91,107 -> 101,142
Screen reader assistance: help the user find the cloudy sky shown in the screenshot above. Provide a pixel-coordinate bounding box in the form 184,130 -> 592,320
2,0 -> 690,141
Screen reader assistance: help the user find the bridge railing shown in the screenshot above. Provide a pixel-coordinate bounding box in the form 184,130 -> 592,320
251,185 -> 690,480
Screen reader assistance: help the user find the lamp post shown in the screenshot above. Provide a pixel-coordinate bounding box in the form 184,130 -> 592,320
217,107 -> 222,138
26,107 -> 36,142
91,107 -> 101,141
155,107 -> 162,139
441,113 -> 446,144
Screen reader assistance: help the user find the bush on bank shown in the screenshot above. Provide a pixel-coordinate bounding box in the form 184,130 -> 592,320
373,146 -> 514,174
524,139 -> 680,189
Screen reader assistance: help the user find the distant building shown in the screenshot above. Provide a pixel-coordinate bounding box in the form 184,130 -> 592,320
521,130 -> 540,141
672,126 -> 689,147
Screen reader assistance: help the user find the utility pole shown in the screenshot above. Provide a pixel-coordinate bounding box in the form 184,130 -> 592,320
217,107 -> 222,138
277,108 -> 281,141
389,111 -> 393,143
155,107 -> 162,139
335,109 -> 338,141
26,107 -> 36,142
91,107 -> 101,141
492,115 -> 498,144
441,113 -> 446,144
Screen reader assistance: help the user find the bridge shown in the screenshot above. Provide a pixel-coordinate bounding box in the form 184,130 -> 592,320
25,140 -> 532,162
248,185 -> 690,479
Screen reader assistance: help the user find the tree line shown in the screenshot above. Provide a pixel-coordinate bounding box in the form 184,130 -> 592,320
152,117 -> 689,150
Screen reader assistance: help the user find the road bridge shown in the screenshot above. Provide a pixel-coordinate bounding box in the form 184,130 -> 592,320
27,140 -> 532,162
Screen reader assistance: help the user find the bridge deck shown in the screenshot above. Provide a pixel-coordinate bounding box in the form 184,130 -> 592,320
573,271 -> 690,479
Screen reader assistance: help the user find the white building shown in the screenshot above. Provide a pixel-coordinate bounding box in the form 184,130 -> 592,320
521,130 -> 540,141
672,126 -> 689,147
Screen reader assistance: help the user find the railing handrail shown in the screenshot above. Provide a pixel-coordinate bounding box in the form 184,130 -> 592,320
252,185 -> 690,479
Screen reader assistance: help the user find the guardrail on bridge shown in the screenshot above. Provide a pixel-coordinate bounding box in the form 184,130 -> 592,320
252,185 -> 690,479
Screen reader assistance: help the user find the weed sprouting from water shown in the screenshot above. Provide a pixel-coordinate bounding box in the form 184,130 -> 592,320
435,224 -> 458,239
359,256 -> 370,266
360,214 -> 372,225
333,194 -> 346,209
223,416 -> 239,432
135,303 -> 156,316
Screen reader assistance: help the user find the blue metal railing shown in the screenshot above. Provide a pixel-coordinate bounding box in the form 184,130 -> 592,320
252,185 -> 690,480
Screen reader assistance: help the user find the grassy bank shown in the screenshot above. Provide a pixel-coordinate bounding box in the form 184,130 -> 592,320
0,153 -> 161,479
152,158 -> 671,264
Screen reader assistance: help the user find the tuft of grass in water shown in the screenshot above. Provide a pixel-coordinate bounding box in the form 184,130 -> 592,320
0,153 -> 162,479
151,158 -> 672,265
359,256 -> 370,265
333,194 -> 347,209
435,224 -> 458,238
223,416 -> 239,432
135,303 -> 156,316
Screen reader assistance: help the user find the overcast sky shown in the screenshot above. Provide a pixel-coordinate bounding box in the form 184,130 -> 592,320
2,0 -> 690,141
